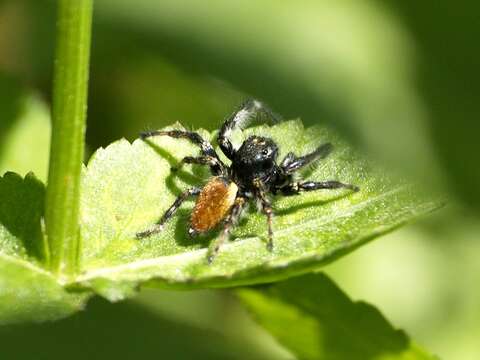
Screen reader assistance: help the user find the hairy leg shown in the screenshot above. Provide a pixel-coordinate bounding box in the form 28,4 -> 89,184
281,180 -> 359,195
172,155 -> 224,174
259,196 -> 274,252
218,99 -> 280,160
252,179 -> 275,251
140,130 -> 225,175
136,187 -> 201,239
281,143 -> 333,174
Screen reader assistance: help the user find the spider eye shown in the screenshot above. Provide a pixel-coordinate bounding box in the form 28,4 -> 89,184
262,149 -> 269,156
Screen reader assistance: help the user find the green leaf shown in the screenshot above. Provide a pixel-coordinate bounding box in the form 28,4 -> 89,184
0,172 -> 87,324
237,273 -> 437,360
0,255 -> 87,325
74,120 -> 441,299
0,172 -> 46,261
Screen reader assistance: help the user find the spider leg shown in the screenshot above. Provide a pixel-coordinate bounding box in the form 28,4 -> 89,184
253,179 -> 275,251
280,152 -> 296,168
218,99 -> 281,160
207,197 -> 247,264
136,187 -> 201,239
140,130 -> 225,175
260,197 -> 274,252
281,143 -> 333,174
172,155 -> 225,174
281,180 -> 359,195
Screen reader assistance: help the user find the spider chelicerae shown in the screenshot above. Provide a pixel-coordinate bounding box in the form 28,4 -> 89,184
136,99 -> 359,263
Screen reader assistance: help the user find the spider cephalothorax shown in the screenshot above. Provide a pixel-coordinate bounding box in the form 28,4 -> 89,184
137,99 -> 359,263
231,135 -> 279,188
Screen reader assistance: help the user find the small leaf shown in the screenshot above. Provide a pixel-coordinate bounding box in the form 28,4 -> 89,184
0,172 -> 46,261
0,172 -> 87,324
237,273 -> 437,360
75,120 -> 441,299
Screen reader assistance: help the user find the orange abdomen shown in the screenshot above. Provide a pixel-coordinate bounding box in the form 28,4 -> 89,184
190,177 -> 238,233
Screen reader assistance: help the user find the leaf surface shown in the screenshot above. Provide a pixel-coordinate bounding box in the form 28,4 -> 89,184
237,273 -> 437,360
75,120 -> 441,299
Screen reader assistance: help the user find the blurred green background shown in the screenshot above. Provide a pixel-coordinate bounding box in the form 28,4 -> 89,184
0,0 -> 479,359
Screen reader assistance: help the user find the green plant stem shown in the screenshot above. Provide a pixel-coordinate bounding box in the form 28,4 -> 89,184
45,0 -> 93,276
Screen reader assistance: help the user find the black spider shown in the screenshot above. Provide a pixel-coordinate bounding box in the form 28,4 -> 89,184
137,99 -> 359,263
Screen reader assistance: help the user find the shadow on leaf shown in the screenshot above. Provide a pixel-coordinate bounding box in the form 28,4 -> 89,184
0,172 -> 46,261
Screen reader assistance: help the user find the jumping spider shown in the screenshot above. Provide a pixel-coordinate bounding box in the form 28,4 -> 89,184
137,99 -> 359,263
